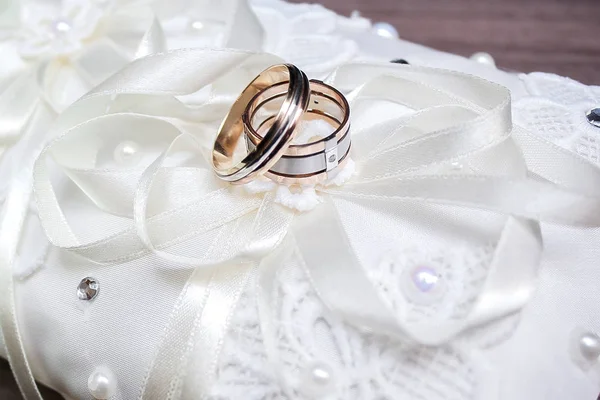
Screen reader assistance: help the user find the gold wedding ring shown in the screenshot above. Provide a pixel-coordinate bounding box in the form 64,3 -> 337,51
244,80 -> 351,184
212,64 -> 310,184
212,64 -> 350,185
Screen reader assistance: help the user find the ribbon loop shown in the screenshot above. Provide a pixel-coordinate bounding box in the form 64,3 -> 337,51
23,50 -> 600,399
0,2 -> 269,398
0,68 -> 40,144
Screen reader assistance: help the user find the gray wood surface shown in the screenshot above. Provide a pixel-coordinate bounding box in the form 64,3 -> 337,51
290,0 -> 600,85
1,0 -> 599,398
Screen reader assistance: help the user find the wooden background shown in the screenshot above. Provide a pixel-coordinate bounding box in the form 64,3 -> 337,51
1,0 -> 599,399
291,0 -> 600,85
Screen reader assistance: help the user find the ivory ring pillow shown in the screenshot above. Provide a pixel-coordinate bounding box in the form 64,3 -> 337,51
0,1 -> 599,400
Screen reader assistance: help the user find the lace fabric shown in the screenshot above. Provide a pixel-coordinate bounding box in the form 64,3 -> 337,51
214,253 -> 483,400
210,69 -> 600,399
515,72 -> 600,164
210,14 -> 600,400
2,1 -> 600,400
210,197 -> 514,400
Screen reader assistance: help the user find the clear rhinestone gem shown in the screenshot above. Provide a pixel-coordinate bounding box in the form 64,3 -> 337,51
586,108 -> 600,128
77,277 -> 99,301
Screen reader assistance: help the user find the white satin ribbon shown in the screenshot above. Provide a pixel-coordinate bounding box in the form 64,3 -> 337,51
0,174 -> 41,399
0,67 -> 40,145
136,17 -> 168,59
0,5 -> 167,139
0,10 -> 168,400
0,98 -> 56,400
23,49 -> 600,399
222,0 -> 264,50
0,2 -> 267,398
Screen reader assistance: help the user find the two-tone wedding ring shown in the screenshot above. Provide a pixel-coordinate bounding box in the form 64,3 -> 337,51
244,79 -> 351,184
212,64 -> 310,184
212,64 -> 351,185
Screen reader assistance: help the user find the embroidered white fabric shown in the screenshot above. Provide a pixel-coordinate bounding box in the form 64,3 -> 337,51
210,7 -> 600,400
213,234 -> 496,400
514,72 -> 600,164
1,1 -> 600,400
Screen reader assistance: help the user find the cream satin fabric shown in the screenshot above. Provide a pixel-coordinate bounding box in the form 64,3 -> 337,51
0,1 -> 267,397
0,5 -> 155,143
15,48 -> 598,398
0,0 -> 264,155
0,21 -> 167,400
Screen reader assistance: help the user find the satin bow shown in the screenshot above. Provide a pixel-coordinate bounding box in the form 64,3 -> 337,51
0,2 -> 269,397
0,0 -> 167,132
0,0 -> 169,207
24,49 -> 600,398
0,3 -> 169,398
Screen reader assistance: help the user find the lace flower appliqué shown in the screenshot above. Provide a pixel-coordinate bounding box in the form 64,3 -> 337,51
16,0 -> 107,59
514,72 -> 600,165
254,1 -> 360,78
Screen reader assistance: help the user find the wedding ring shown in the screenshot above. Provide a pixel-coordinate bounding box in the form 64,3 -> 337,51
212,64 -> 310,184
244,79 -> 351,184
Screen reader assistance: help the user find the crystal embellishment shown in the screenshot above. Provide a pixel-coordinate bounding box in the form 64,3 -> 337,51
586,108 -> 600,128
77,277 -> 100,301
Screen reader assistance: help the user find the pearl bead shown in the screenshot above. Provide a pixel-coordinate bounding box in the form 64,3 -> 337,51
113,140 -> 141,166
579,332 -> 600,361
52,18 -> 72,36
470,52 -> 496,67
586,108 -> 600,128
401,264 -> 446,305
411,266 -> 439,292
88,366 -> 116,399
373,22 -> 399,39
301,361 -> 336,397
189,20 -> 205,32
